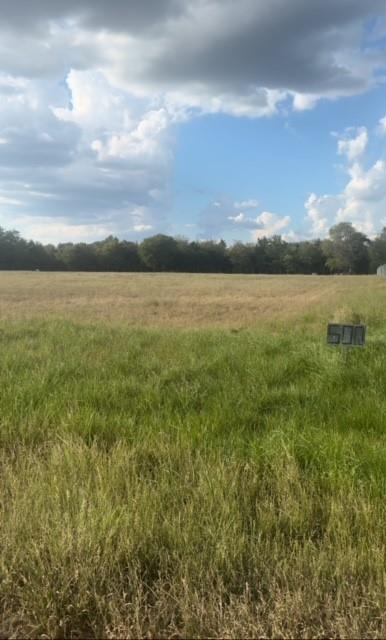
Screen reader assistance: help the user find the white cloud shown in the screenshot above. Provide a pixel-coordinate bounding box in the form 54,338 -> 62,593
0,212 -> 119,244
228,213 -> 246,223
91,108 -> 170,162
133,223 -> 153,232
0,73 -> 28,91
305,193 -> 341,237
335,160 -> 386,235
305,127 -> 386,238
344,160 -> 386,202
378,115 -> 386,135
0,70 -> 172,242
0,194 -> 22,206
233,199 -> 259,210
252,211 -> 291,239
0,1 -> 384,116
0,1 -> 385,241
0,203 -> 159,243
52,69 -> 135,132
201,197 -> 292,239
292,93 -> 318,111
337,126 -> 368,161
161,86 -> 287,119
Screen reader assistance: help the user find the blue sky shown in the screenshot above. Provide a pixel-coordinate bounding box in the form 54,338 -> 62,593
171,83 -> 386,242
0,0 -> 386,244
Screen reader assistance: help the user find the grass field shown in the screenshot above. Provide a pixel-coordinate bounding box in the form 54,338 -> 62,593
0,273 -> 385,638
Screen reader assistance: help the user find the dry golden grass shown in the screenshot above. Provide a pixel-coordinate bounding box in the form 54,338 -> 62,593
0,271 -> 384,328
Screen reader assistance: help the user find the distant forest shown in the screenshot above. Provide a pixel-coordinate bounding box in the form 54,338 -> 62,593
1,222 -> 386,274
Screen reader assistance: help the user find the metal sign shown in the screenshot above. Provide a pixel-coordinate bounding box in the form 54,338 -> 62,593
327,323 -> 366,347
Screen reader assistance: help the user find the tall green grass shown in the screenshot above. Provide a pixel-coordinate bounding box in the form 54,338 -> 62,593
0,320 -> 385,637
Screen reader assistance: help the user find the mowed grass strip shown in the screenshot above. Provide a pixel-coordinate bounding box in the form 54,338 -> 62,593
0,318 -> 385,638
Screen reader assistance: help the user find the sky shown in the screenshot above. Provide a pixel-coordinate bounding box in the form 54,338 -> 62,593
0,0 -> 386,245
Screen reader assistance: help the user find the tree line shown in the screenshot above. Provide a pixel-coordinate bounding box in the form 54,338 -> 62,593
1,222 -> 386,274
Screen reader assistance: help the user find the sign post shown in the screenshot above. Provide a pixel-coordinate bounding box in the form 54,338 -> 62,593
327,323 -> 366,347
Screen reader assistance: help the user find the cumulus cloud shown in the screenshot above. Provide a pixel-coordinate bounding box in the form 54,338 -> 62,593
336,160 -> 386,235
101,0 -> 385,110
337,127 -> 368,161
305,193 -> 342,237
91,108 -> 170,163
0,69 -> 172,241
378,115 -> 386,135
199,197 -> 291,240
292,93 -> 318,112
0,0 -> 385,240
252,212 -> 291,240
0,0 -> 385,110
52,70 -> 134,131
305,127 -> 386,238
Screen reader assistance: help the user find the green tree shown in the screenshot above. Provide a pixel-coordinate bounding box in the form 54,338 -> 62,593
57,243 -> 99,271
369,227 -> 386,273
228,242 -> 256,273
139,234 -> 180,271
24,241 -> 62,270
94,237 -> 143,271
255,236 -> 288,273
192,240 -> 231,273
0,227 -> 26,269
322,222 -> 370,274
299,240 -> 327,274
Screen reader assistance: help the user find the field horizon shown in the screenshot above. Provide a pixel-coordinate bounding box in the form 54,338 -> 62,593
0,273 -> 385,638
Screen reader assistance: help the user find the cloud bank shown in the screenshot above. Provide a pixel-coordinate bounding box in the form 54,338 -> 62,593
0,0 -> 385,241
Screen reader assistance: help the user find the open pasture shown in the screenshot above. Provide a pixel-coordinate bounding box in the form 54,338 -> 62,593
0,271 -> 385,328
0,273 -> 385,638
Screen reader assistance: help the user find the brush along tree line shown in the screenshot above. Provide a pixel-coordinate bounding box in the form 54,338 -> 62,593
1,222 -> 386,274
